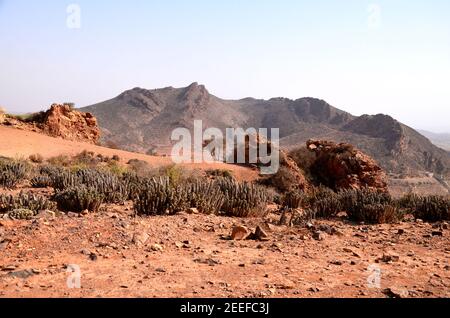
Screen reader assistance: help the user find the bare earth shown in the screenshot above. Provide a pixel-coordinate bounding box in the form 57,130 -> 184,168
0,194 -> 449,298
0,126 -> 259,182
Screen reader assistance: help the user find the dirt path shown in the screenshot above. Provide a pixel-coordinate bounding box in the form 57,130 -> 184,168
0,202 -> 448,298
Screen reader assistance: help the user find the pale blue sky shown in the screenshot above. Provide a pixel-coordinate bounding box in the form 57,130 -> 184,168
0,0 -> 449,132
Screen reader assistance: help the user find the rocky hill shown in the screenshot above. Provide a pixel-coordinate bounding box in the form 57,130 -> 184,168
81,83 -> 450,179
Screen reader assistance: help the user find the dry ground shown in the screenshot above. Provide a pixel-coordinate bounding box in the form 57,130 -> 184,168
0,126 -> 259,182
0,197 -> 449,298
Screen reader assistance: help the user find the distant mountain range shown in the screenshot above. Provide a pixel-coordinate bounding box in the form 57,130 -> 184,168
81,83 -> 450,179
418,130 -> 450,152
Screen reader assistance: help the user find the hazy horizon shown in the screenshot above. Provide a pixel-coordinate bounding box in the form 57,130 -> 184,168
1,0 -> 449,133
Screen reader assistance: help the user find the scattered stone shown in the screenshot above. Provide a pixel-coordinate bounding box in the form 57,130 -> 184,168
343,248 -> 361,258
330,260 -> 343,266
231,226 -> 250,240
1,265 -> 17,271
155,268 -> 166,273
37,210 -> 56,220
89,253 -> 98,261
308,287 -> 320,293
132,232 -> 149,246
383,287 -> 409,298
312,231 -> 327,241
67,212 -> 79,218
150,244 -> 164,252
432,231 -> 443,237
377,252 -> 400,263
187,208 -> 200,215
194,258 -> 221,266
397,229 -> 405,235
253,226 -> 270,241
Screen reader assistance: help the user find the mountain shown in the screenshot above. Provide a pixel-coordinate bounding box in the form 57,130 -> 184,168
418,130 -> 450,152
81,83 -> 450,179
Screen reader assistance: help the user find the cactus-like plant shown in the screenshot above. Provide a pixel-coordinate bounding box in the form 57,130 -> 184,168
133,177 -> 189,216
306,186 -> 342,218
215,178 -> 270,217
0,159 -> 31,189
31,175 -> 53,188
186,181 -> 225,214
338,188 -> 401,224
412,195 -> 450,222
0,191 -> 56,215
53,185 -> 104,213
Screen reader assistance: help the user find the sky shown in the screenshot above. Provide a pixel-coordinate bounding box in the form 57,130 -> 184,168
0,0 -> 449,133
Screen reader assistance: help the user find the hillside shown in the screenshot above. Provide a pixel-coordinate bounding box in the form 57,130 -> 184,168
81,83 -> 450,179
0,126 -> 259,182
418,130 -> 450,152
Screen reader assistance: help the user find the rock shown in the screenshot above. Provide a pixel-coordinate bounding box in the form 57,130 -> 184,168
80,249 -> 92,256
383,287 -> 409,298
330,260 -> 343,266
231,226 -> 250,240
132,232 -> 149,246
194,258 -> 221,266
187,208 -> 200,215
42,104 -> 100,144
67,212 -> 79,218
432,231 -> 443,237
37,210 -> 56,220
377,252 -> 400,263
89,253 -> 98,261
253,226 -> 270,241
397,229 -> 405,235
1,265 -> 17,271
306,139 -> 388,192
81,209 -> 89,215
150,244 -> 164,252
155,268 -> 166,273
312,231 -> 327,241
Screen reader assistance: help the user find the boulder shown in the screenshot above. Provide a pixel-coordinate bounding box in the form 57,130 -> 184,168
306,139 -> 388,192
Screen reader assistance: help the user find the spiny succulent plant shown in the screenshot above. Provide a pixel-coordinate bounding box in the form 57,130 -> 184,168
412,195 -> 450,222
0,191 -> 56,215
186,181 -> 225,214
306,186 -> 342,218
133,177 -> 189,216
8,209 -> 35,220
338,188 -> 400,224
0,159 -> 31,189
215,178 -> 270,217
31,175 -> 53,188
53,185 -> 104,213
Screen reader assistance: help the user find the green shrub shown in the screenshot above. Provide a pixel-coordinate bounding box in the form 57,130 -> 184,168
0,159 -> 31,188
282,190 -> 306,209
412,195 -> 450,222
53,185 -> 104,213
0,192 -> 56,215
216,178 -> 270,217
133,177 -> 189,216
339,188 -> 401,224
306,186 -> 342,218
31,175 -> 52,188
186,181 -> 225,214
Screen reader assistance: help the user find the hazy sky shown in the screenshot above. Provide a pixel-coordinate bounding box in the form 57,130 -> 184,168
0,0 -> 449,132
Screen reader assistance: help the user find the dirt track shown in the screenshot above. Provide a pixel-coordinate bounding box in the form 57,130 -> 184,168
0,200 -> 448,298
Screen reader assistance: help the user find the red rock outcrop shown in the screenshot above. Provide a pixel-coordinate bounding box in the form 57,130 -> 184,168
307,139 -> 388,192
1,104 -> 100,144
41,104 -> 100,144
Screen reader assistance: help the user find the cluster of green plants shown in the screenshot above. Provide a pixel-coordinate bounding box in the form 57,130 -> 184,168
0,191 -> 56,216
0,158 -> 31,189
53,185 -> 104,213
133,177 -> 270,217
397,193 -> 450,221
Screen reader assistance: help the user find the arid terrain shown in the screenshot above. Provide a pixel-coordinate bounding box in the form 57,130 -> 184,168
0,198 -> 449,298
0,108 -> 449,299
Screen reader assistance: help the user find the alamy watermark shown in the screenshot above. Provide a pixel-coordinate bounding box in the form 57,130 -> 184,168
66,4 -> 81,29
171,121 -> 280,175
367,4 -> 382,30
367,264 -> 382,289
66,264 -> 81,289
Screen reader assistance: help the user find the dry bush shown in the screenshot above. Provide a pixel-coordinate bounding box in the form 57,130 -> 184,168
29,153 -> 44,163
